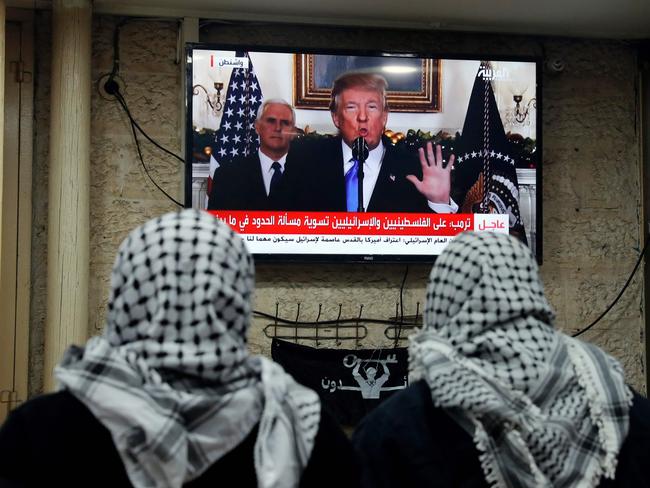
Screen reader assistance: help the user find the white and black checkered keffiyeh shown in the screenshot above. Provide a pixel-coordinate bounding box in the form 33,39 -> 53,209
409,232 -> 632,488
55,209 -> 320,488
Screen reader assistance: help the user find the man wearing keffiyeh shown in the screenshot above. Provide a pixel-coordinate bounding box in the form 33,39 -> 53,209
0,209 -> 359,488
353,231 -> 650,488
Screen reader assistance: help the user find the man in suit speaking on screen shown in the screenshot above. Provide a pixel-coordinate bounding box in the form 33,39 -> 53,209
207,99 -> 296,211
281,72 -> 458,213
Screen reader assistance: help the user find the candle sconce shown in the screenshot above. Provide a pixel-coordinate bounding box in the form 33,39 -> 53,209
512,94 -> 537,124
193,81 -> 224,115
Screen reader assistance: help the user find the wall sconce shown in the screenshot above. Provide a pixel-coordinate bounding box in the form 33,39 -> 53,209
512,94 -> 536,124
193,82 -> 224,115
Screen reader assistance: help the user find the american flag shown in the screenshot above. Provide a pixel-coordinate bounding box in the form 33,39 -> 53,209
207,51 -> 263,202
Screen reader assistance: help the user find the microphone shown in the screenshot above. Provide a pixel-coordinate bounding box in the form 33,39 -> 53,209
351,137 -> 368,212
352,137 -> 369,162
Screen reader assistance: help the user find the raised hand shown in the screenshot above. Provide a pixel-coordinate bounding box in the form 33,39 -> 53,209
406,142 -> 454,204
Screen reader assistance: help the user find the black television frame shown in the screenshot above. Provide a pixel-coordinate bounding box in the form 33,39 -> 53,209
185,43 -> 543,264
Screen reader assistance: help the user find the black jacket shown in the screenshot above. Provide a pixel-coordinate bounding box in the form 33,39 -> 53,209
352,380 -> 650,488
207,154 -> 280,211
0,391 -> 360,488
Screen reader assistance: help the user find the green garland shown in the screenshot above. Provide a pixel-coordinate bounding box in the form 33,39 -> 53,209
192,127 -> 537,168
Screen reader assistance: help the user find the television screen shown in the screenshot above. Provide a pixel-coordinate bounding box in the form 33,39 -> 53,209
186,44 -> 540,262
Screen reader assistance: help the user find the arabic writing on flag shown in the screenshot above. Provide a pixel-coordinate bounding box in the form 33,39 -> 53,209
272,339 -> 409,426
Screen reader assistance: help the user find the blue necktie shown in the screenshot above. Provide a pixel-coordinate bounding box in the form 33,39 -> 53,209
269,161 -> 282,197
345,159 -> 359,212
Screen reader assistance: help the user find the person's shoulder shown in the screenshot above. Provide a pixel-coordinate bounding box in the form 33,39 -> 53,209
301,404 -> 361,488
378,379 -> 432,411
5,390 -> 95,429
1,391 -> 131,486
0,390 -> 97,454
216,154 -> 259,173
289,135 -> 338,155
629,390 -> 650,430
284,136 -> 339,179
607,391 -> 650,486
355,380 -> 432,431
9,390 -> 79,416
383,140 -> 420,168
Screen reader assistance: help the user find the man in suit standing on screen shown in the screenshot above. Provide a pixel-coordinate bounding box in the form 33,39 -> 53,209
207,99 -> 296,210
281,72 -> 458,213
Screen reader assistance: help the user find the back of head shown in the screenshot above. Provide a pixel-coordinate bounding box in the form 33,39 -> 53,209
425,232 -> 554,362
105,208 -> 254,382
410,231 -> 632,488
414,232 -> 557,393
54,210 -> 327,488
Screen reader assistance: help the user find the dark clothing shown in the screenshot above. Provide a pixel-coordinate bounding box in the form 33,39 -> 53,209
352,380 -> 650,488
352,381 -> 485,488
207,154 -> 278,211
0,391 -> 360,488
280,136 -> 432,213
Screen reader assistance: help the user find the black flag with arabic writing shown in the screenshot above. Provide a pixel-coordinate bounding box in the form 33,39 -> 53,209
271,338 -> 408,426
451,61 -> 527,242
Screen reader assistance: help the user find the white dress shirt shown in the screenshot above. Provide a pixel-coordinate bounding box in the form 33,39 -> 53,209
342,141 -> 384,211
258,150 -> 287,196
340,140 -> 458,213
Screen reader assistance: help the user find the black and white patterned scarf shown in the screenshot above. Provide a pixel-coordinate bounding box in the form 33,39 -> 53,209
409,232 -> 632,488
55,209 -> 320,488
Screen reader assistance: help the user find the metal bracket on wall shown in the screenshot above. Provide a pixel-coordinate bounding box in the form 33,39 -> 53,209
384,301 -> 422,343
261,303 -> 368,347
0,390 -> 22,421
259,300 -> 423,348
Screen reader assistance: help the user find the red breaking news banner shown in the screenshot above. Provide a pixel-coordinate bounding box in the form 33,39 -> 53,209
207,211 -> 509,236
206,211 -> 508,256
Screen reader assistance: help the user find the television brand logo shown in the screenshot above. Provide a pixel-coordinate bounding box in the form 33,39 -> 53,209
477,67 -> 510,81
210,56 -> 249,70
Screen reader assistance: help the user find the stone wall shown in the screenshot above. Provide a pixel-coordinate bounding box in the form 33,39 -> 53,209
28,15 -> 645,395
29,14 -> 183,394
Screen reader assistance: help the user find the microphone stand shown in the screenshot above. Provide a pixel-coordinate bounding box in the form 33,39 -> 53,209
357,158 -> 364,212
352,137 -> 369,212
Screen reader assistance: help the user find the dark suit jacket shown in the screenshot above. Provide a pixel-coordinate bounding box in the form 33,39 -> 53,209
280,136 -> 432,213
207,154 -> 278,211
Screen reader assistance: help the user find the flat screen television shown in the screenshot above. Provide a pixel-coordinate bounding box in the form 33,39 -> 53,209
185,44 -> 541,262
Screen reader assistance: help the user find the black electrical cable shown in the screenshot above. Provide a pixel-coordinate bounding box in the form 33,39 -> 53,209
572,233 -> 650,337
107,17 -> 184,163
114,91 -> 183,207
102,17 -> 185,207
120,101 -> 185,164
394,265 -> 409,347
105,83 -> 184,164
109,19 -> 126,79
254,234 -> 648,340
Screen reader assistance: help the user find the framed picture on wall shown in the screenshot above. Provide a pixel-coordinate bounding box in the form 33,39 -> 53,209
294,53 -> 441,112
